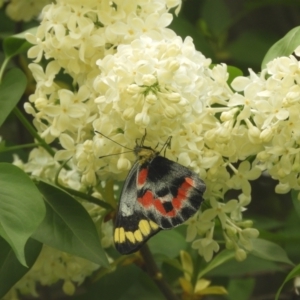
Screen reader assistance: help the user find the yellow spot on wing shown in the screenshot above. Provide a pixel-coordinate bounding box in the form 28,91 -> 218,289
125,231 -> 136,243
149,220 -> 159,230
119,227 -> 126,243
139,220 -> 151,236
114,228 -> 120,243
114,220 -> 159,248
134,229 -> 143,242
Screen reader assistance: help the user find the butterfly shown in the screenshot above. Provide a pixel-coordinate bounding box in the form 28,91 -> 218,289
112,134 -> 206,255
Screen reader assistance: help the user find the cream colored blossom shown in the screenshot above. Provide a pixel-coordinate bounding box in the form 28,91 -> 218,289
23,0 -> 300,280
5,0 -> 51,22
3,245 -> 100,299
26,0 -> 181,82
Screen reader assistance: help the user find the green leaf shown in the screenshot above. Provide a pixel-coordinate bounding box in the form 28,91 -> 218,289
0,237 -> 42,299
291,190 -> 300,219
208,254 -> 283,277
169,17 -> 214,58
251,238 -> 294,265
3,34 -> 32,58
148,228 -> 187,258
262,26 -> 300,69
0,68 -> 27,127
197,249 -> 235,279
275,264 -> 300,300
74,265 -> 140,300
119,266 -> 165,300
227,66 -> 243,85
33,181 -> 109,267
0,163 -> 45,266
227,278 -> 255,300
229,30 -> 277,69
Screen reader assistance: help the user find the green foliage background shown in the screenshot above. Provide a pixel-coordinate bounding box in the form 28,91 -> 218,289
1,0 -> 300,299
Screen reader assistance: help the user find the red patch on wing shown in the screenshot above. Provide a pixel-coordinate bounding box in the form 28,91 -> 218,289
138,177 -> 194,217
137,168 -> 148,187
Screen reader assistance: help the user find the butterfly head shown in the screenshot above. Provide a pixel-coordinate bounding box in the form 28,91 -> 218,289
134,145 -> 159,165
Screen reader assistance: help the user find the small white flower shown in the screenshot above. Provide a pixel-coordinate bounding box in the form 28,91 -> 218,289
227,161 -> 261,196
192,237 -> 220,262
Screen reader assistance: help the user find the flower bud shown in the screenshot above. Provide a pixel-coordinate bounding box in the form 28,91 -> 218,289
226,226 -> 237,237
164,106 -> 177,118
235,248 -> 247,261
122,107 -> 135,120
225,239 -> 235,250
24,103 -> 36,115
145,94 -> 157,105
127,84 -> 143,94
238,220 -> 253,228
260,127 -> 273,142
135,112 -> 150,126
220,108 -> 238,121
35,97 -> 47,110
117,157 -> 131,170
167,92 -> 181,103
63,280 -> 75,296
242,228 -> 259,238
275,182 -> 290,194
167,60 -> 180,72
142,74 -> 157,86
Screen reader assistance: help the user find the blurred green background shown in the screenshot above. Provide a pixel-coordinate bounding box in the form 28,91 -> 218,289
1,0 -> 300,299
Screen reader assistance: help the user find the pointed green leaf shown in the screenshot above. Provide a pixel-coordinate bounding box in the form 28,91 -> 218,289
0,237 -> 42,298
3,34 -> 32,58
251,238 -> 294,265
33,181 -> 109,267
0,68 -> 27,127
74,265 -> 140,300
148,229 -> 186,258
0,163 -> 45,266
227,278 -> 255,300
209,254 -> 283,277
198,249 -> 235,279
227,66 -> 243,85
262,26 -> 300,69
275,264 -> 300,300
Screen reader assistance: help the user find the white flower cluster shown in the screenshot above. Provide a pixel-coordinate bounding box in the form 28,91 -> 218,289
3,245 -> 101,299
186,47 -> 300,261
21,0 -> 300,293
2,0 -> 51,22
26,0 -> 180,82
23,0 -> 262,265
233,47 -> 300,196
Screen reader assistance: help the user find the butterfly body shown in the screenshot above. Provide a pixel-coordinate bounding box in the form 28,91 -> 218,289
114,143 -> 206,255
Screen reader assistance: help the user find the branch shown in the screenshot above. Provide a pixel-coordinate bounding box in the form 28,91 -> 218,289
139,244 -> 180,300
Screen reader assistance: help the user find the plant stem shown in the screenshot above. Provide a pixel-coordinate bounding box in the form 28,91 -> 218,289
0,57 -> 10,83
139,244 -> 180,300
13,107 -> 56,157
0,143 -> 40,153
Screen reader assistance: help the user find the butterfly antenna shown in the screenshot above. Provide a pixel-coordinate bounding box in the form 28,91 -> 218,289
136,129 -> 147,146
99,150 -> 133,159
141,129 -> 147,146
160,136 -> 172,156
95,131 -> 133,151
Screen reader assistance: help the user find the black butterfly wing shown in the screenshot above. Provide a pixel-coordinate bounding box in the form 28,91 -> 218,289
136,156 -> 206,229
114,161 -> 160,255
